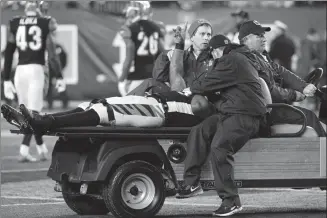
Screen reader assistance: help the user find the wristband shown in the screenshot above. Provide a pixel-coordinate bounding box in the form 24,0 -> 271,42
175,42 -> 185,50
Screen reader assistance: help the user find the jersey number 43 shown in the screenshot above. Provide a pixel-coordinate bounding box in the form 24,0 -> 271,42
16,25 -> 42,51
137,31 -> 159,56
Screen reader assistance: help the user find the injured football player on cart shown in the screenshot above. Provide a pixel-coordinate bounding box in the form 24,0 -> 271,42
1,90 -> 205,135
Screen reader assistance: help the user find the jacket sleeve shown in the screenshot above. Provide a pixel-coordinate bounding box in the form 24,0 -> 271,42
270,61 -> 307,92
152,51 -> 171,82
270,84 -> 296,104
190,56 -> 237,95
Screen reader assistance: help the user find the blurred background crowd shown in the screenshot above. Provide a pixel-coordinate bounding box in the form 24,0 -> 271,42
1,1 -> 326,112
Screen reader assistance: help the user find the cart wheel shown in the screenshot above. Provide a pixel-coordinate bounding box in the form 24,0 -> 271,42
102,160 -> 166,218
62,182 -> 110,215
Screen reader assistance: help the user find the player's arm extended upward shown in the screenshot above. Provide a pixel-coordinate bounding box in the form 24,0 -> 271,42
119,26 -> 135,82
46,18 -> 63,79
3,24 -> 16,81
169,23 -> 188,91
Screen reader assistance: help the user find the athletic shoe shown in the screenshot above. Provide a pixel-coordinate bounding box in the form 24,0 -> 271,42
1,104 -> 33,133
176,183 -> 204,199
20,104 -> 54,135
18,153 -> 37,163
212,203 -> 243,217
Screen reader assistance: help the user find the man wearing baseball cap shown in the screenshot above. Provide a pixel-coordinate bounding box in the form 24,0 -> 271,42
238,20 -> 271,44
238,20 -> 325,136
209,34 -> 231,59
177,23 -> 270,217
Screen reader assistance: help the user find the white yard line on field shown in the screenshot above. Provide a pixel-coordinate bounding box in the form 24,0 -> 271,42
2,155 -> 21,160
1,202 -> 65,207
1,168 -> 49,173
1,196 -> 64,201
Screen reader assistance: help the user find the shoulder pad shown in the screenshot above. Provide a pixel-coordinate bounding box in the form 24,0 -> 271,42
10,16 -> 21,24
119,25 -> 132,39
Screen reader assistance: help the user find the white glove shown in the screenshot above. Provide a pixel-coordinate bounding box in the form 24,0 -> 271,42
303,84 -> 317,97
55,79 -> 66,93
3,81 -> 16,100
118,80 -> 128,96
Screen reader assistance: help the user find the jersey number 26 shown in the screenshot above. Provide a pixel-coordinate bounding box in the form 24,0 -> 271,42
16,25 -> 42,51
137,31 -> 159,56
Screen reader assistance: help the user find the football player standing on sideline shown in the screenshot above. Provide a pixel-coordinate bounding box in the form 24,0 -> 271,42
3,1 -> 66,162
118,1 -> 165,96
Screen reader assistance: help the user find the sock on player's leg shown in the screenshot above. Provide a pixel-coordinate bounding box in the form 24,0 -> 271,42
51,109 -> 100,128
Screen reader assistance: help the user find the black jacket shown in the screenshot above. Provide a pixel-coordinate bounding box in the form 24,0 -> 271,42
190,46 -> 268,116
241,48 -> 307,103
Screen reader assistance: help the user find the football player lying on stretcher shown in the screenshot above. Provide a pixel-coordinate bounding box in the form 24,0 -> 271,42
1,91 -> 206,135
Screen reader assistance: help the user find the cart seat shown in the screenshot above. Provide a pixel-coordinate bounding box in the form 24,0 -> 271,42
259,77 -> 319,138
271,124 -> 318,137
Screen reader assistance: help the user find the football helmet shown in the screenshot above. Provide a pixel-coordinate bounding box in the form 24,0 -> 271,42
124,1 -> 151,23
24,1 -> 42,16
39,1 -> 50,15
140,1 -> 153,19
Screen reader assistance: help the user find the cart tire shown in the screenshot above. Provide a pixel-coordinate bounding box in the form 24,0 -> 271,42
62,182 -> 110,215
102,160 -> 166,218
